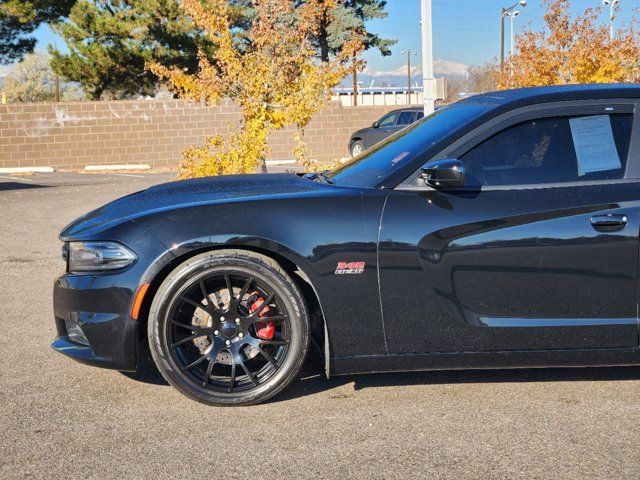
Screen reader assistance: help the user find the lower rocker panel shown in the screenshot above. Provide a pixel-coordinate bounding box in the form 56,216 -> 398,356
330,348 -> 640,376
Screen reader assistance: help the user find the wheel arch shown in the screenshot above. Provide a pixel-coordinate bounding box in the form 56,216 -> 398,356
136,243 -> 332,377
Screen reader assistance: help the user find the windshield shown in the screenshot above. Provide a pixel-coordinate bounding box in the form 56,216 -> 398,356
331,104 -> 489,188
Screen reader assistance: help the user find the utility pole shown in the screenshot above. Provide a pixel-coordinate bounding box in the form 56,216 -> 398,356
420,0 -> 435,115
401,50 -> 417,105
53,40 -> 60,102
352,56 -> 358,107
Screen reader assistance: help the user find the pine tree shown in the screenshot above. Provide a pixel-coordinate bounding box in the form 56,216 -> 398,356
0,1 -> 75,65
316,0 -> 395,62
50,0 -> 218,100
312,0 -> 395,105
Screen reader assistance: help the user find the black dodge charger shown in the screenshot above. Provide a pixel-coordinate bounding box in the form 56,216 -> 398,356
54,84 -> 640,406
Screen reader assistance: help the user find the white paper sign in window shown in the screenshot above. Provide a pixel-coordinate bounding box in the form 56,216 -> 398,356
569,115 -> 622,176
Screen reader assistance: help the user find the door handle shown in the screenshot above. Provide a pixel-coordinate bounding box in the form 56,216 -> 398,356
590,214 -> 628,232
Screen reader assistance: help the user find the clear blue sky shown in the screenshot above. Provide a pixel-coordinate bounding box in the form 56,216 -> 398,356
31,0 -> 637,71
363,0 -> 636,71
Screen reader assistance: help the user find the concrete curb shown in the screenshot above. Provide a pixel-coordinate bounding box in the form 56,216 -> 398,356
0,167 -> 55,174
85,164 -> 151,171
265,159 -> 297,166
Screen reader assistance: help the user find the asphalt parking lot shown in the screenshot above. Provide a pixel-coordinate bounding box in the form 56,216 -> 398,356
2,171 -> 640,479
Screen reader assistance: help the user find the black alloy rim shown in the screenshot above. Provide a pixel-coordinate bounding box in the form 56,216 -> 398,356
166,271 -> 291,394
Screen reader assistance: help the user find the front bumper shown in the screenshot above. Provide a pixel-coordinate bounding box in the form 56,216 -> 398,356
52,273 -> 140,371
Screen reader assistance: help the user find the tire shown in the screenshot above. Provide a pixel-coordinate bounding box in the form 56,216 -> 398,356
350,140 -> 365,157
148,249 -> 309,406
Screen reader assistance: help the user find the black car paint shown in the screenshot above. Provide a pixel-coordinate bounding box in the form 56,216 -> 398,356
54,84 -> 640,377
54,174 -> 389,370
379,185 -> 639,353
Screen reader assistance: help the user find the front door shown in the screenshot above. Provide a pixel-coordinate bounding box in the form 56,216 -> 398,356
370,111 -> 402,145
378,103 -> 640,353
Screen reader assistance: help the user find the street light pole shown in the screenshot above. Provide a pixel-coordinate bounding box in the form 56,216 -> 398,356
420,0 -> 435,115
509,11 -> 519,57
603,0 -> 620,41
401,50 -> 417,105
500,8 -> 506,70
507,10 -> 520,79
500,1 -> 526,70
610,4 -> 614,40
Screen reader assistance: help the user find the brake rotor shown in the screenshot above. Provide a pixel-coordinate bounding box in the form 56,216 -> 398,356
191,286 -> 260,365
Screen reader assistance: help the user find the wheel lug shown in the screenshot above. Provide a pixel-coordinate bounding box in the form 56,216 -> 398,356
225,339 -> 231,346
213,330 -> 220,336
235,318 -> 241,324
238,332 -> 244,339
220,316 -> 225,322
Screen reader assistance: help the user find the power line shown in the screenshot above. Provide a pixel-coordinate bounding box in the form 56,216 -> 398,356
434,36 -> 497,42
519,13 -> 545,22
388,25 -> 499,35
434,14 -> 493,20
433,25 -> 496,33
432,1 -> 495,11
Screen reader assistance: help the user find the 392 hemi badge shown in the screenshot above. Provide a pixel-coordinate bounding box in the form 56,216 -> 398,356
335,261 -> 366,275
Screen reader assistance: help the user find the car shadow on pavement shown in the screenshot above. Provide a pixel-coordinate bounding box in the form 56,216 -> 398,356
0,181 -> 52,192
274,363 -> 640,403
122,352 -> 640,403
120,356 -> 169,386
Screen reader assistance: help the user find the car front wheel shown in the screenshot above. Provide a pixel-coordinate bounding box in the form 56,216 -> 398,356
148,249 -> 309,406
350,140 -> 365,157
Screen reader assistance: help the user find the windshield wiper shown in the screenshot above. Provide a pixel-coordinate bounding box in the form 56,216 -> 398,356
302,170 -> 335,185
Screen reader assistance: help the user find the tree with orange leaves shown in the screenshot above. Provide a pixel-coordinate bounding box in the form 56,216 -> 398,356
497,0 -> 640,89
149,0 -> 363,178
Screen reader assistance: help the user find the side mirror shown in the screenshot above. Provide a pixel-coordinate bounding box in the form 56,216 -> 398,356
372,121 -> 380,128
420,159 -> 465,189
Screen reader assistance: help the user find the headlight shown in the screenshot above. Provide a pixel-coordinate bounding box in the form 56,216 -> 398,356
65,241 -> 137,273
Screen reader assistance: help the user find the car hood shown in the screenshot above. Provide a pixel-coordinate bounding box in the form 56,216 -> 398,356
60,173 -> 334,239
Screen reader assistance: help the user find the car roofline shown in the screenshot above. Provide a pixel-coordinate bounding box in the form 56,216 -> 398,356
458,83 -> 640,110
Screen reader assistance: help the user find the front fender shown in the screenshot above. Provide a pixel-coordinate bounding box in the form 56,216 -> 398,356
133,193 -> 388,359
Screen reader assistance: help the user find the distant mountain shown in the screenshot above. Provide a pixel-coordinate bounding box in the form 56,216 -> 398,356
343,58 -> 468,88
432,59 -> 469,76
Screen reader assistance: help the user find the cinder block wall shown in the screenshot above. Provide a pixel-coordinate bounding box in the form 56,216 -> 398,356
0,99 -> 399,170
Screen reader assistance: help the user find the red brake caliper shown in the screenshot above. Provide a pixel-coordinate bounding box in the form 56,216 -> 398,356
249,291 -> 275,340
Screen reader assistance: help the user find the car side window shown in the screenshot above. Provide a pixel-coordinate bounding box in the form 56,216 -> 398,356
396,111 -> 415,126
459,113 -> 633,187
414,111 -> 424,121
378,113 -> 399,127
